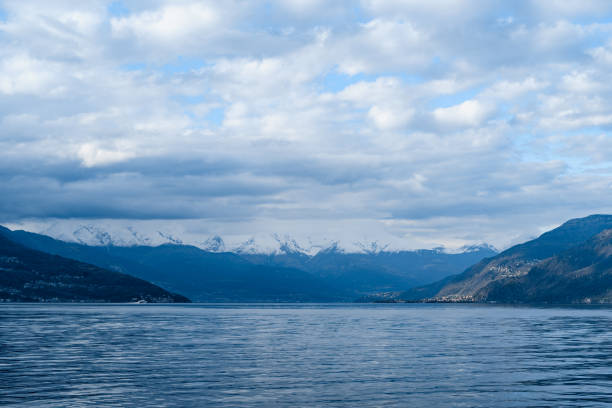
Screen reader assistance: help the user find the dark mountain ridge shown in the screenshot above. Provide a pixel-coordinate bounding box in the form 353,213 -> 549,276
0,232 -> 189,303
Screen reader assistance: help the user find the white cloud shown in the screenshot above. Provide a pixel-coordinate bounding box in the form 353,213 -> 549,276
111,3 -> 221,43
433,100 -> 494,129
367,105 -> 413,130
0,54 -> 60,95
589,41 -> 612,65
561,71 -> 602,94
78,142 -> 135,167
334,19 -> 430,74
483,77 -> 547,100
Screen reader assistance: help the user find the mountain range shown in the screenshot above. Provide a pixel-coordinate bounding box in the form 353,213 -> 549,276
0,225 -> 496,302
383,214 -> 612,304
4,214 -> 610,304
20,222 -> 494,256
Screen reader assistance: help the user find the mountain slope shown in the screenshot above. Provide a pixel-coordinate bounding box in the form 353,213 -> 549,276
104,244 -> 339,302
0,233 -> 189,303
397,214 -> 612,302
479,229 -> 612,303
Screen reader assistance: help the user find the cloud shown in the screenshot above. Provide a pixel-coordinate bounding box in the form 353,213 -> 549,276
433,100 -> 494,129
360,0 -> 488,22
77,142 -> 135,167
367,104 -> 413,130
527,0 -> 612,19
333,19 -> 431,75
1,0 -> 612,250
110,3 -> 221,43
0,54 -> 61,95
483,77 -> 547,100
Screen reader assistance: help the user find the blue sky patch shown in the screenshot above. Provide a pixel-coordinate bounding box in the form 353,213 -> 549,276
108,1 -> 130,17
161,56 -> 207,74
205,108 -> 225,127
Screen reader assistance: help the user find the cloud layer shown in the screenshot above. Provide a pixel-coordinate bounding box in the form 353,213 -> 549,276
2,0 -> 612,249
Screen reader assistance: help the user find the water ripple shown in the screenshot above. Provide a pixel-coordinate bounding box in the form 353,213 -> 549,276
0,303 -> 611,407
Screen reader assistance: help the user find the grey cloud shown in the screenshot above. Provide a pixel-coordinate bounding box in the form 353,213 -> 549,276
0,171 -> 285,221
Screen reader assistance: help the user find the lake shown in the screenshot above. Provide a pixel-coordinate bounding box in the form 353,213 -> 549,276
1,303 -> 610,407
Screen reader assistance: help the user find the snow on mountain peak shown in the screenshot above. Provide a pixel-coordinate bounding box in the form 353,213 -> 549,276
233,234 -> 316,255
127,226 -> 153,246
10,221 -> 499,256
317,241 -> 344,254
273,234 -> 308,254
157,231 -> 183,245
456,243 -> 498,254
201,235 -> 225,252
354,240 -> 390,254
32,223 -> 182,247
72,225 -> 113,246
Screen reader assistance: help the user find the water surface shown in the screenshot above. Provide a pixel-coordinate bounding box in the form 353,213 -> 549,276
1,303 -> 610,407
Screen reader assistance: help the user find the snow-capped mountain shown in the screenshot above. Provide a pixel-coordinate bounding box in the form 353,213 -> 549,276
460,243 -> 498,253
28,222 -> 178,247
447,243 -> 498,254
232,234 -> 328,256
6,221 -> 497,256
72,225 -> 115,246
62,224 -> 157,246
354,240 -> 390,255
200,235 -> 225,252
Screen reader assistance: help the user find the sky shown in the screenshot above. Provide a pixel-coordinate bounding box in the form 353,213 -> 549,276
1,0 -> 612,251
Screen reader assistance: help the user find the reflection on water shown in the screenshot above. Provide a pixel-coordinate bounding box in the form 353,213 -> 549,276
0,304 -> 610,407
